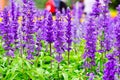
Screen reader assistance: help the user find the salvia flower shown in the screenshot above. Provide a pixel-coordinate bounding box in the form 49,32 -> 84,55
10,0 -> 20,49
1,8 -> 15,57
35,11 -> 43,56
45,12 -> 55,43
97,0 -> 112,53
103,54 -> 116,80
90,0 -> 102,17
114,4 -> 120,75
41,10 -> 49,41
66,8 -> 72,52
25,0 -> 36,60
54,11 -> 65,63
21,0 -> 28,50
83,17 -> 97,68
65,8 -> 73,64
72,2 -> 83,43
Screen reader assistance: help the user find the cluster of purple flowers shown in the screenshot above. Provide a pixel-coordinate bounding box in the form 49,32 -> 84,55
1,8 -> 15,57
83,0 -> 119,79
0,0 -> 74,63
1,0 -> 120,79
112,4 -> 120,79
54,11 -> 65,63
22,0 -> 36,59
103,54 -> 117,80
103,2 -> 120,80
101,2 -> 120,80
83,16 -> 97,68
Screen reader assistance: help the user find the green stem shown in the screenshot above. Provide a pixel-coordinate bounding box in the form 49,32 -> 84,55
50,43 -> 52,69
85,68 -> 88,80
7,57 -> 10,65
68,50 -> 70,65
74,43 -> 77,54
20,44 -> 23,58
36,52 -> 39,66
58,62 -> 60,80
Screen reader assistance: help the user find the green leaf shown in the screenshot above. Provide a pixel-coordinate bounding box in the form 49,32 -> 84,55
23,60 -> 31,69
43,56 -> 54,62
4,70 -> 12,80
9,72 -> 18,80
72,77 -> 79,80
0,67 -> 3,73
26,71 -> 34,80
26,69 -> 45,80
62,72 -> 68,80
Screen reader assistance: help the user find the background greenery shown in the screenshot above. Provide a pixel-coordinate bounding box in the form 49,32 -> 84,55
34,0 -> 120,9
110,0 -> 120,9
34,0 -> 76,9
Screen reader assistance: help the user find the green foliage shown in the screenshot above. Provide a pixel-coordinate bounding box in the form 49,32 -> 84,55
0,39 -> 108,80
34,0 -> 73,9
34,0 -> 120,10
110,0 -> 120,9
34,0 -> 47,9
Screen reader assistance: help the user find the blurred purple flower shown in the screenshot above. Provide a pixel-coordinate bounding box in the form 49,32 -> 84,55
103,54 -> 116,80
0,8 -> 15,57
88,73 -> 94,80
46,13 -> 55,43
83,17 -> 97,68
66,8 -> 72,51
54,11 -> 65,63
22,0 -> 36,59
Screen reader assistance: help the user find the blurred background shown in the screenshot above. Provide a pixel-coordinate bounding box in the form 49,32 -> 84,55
0,0 -> 120,9
34,0 -> 120,9
0,0 -> 120,17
